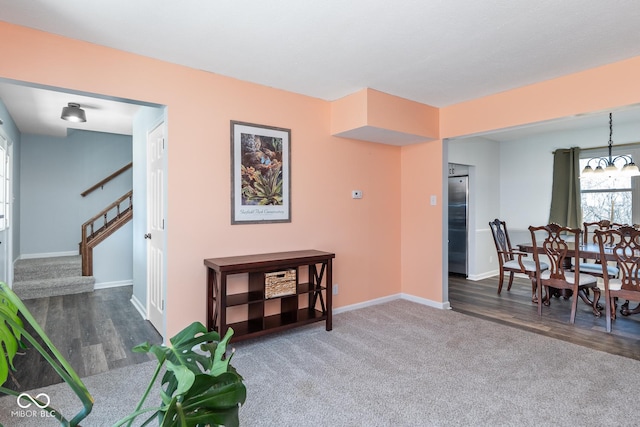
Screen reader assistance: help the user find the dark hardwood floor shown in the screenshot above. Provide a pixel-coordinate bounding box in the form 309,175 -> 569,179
4,286 -> 162,392
449,274 -> 640,361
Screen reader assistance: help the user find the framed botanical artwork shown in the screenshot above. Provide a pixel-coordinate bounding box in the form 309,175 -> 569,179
231,121 -> 291,224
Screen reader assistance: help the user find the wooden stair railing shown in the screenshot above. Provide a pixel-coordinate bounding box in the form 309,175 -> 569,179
81,162 -> 132,197
80,190 -> 133,276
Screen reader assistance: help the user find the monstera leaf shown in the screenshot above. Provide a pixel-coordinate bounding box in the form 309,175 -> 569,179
0,282 -> 94,426
0,289 -> 22,386
116,322 -> 246,427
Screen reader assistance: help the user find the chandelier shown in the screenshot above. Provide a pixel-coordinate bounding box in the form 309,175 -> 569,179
581,112 -> 640,177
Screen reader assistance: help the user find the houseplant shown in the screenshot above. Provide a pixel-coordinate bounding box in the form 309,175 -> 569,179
0,281 -> 94,426
114,322 -> 246,427
1,280 -> 246,426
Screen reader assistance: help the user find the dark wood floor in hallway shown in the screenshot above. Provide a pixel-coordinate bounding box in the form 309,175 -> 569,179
4,286 -> 162,392
449,274 -> 640,361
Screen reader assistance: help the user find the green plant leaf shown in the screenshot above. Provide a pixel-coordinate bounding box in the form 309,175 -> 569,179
0,282 -> 94,426
162,372 -> 246,427
200,328 -> 235,377
120,324 -> 246,427
0,289 -> 23,386
166,360 -> 196,396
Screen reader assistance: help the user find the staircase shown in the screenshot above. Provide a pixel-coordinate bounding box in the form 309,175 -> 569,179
80,190 -> 133,276
11,166 -> 133,299
12,255 -> 95,300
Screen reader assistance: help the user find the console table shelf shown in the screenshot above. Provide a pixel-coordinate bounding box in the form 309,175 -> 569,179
204,250 -> 335,341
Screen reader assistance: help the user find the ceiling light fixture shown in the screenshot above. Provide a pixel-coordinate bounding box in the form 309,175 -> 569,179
60,102 -> 87,123
581,113 -> 640,177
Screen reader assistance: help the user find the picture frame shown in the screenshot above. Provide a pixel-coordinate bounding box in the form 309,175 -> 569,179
231,121 -> 291,224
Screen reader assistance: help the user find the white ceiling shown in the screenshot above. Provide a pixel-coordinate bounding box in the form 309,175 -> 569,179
1,0 -> 640,138
0,81 -> 141,137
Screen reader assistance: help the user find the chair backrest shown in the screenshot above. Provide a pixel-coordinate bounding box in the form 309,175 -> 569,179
595,226 -> 640,293
489,219 -> 514,263
529,223 -> 582,280
583,220 -> 626,246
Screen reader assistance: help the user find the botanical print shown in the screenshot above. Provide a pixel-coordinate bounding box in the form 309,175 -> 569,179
231,121 -> 290,224
240,132 -> 283,205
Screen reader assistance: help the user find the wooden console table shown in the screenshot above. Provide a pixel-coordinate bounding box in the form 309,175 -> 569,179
204,250 -> 335,341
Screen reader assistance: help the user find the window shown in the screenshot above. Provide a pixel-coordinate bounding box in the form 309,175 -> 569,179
579,150 -> 640,225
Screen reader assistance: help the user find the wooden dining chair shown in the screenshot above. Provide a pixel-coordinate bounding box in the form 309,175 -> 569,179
528,223 -> 598,322
489,218 -> 547,301
594,226 -> 640,333
580,220 -> 621,278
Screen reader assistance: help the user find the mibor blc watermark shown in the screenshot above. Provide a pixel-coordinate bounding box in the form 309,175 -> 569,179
12,392 -> 57,419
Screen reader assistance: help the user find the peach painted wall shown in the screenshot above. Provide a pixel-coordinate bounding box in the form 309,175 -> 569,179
367,89 -> 439,139
330,89 -> 368,134
330,88 -> 439,140
0,22 -> 401,337
441,56 -> 640,138
400,140 -> 444,302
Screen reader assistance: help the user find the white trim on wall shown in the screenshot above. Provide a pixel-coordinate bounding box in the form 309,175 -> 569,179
94,279 -> 133,290
401,293 -> 451,310
20,251 -> 78,259
130,293 -> 147,320
333,293 -> 451,315
468,270 -> 499,281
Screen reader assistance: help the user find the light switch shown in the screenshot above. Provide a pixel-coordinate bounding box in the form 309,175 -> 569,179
430,195 -> 437,206
352,190 -> 363,199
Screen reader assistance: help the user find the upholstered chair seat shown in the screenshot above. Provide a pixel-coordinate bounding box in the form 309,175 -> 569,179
580,263 -> 619,277
540,270 -> 597,286
503,259 -> 548,272
595,278 -> 623,292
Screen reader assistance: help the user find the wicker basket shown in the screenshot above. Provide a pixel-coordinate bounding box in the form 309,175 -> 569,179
265,269 -> 296,298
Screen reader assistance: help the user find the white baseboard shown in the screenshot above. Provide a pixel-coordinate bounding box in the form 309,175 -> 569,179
467,270 -> 499,281
94,280 -> 133,290
20,251 -> 78,259
467,271 -> 530,281
333,293 -> 450,314
401,293 -> 451,310
333,294 -> 402,314
130,293 -> 147,320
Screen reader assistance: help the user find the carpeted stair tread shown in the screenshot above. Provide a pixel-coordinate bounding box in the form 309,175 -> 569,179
14,255 -> 83,281
13,276 -> 95,300
12,255 -> 94,300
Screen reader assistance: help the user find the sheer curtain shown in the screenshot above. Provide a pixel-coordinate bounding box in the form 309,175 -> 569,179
548,147 -> 582,228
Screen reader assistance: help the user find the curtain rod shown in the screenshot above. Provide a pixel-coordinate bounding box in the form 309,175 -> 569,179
553,141 -> 640,154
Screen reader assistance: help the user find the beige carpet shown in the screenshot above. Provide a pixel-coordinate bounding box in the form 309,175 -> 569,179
1,299 -> 638,426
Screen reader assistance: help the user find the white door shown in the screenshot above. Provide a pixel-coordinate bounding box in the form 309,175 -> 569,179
146,122 -> 166,333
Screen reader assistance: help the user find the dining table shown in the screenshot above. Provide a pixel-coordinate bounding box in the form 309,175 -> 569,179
517,241 -> 640,318
517,242 -> 613,262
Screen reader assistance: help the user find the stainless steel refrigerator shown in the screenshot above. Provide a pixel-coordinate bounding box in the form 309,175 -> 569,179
448,175 -> 468,276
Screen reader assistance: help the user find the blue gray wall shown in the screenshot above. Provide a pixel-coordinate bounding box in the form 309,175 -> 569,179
20,129 -> 133,285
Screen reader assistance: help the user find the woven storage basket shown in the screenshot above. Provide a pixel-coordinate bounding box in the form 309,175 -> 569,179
265,269 -> 296,298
